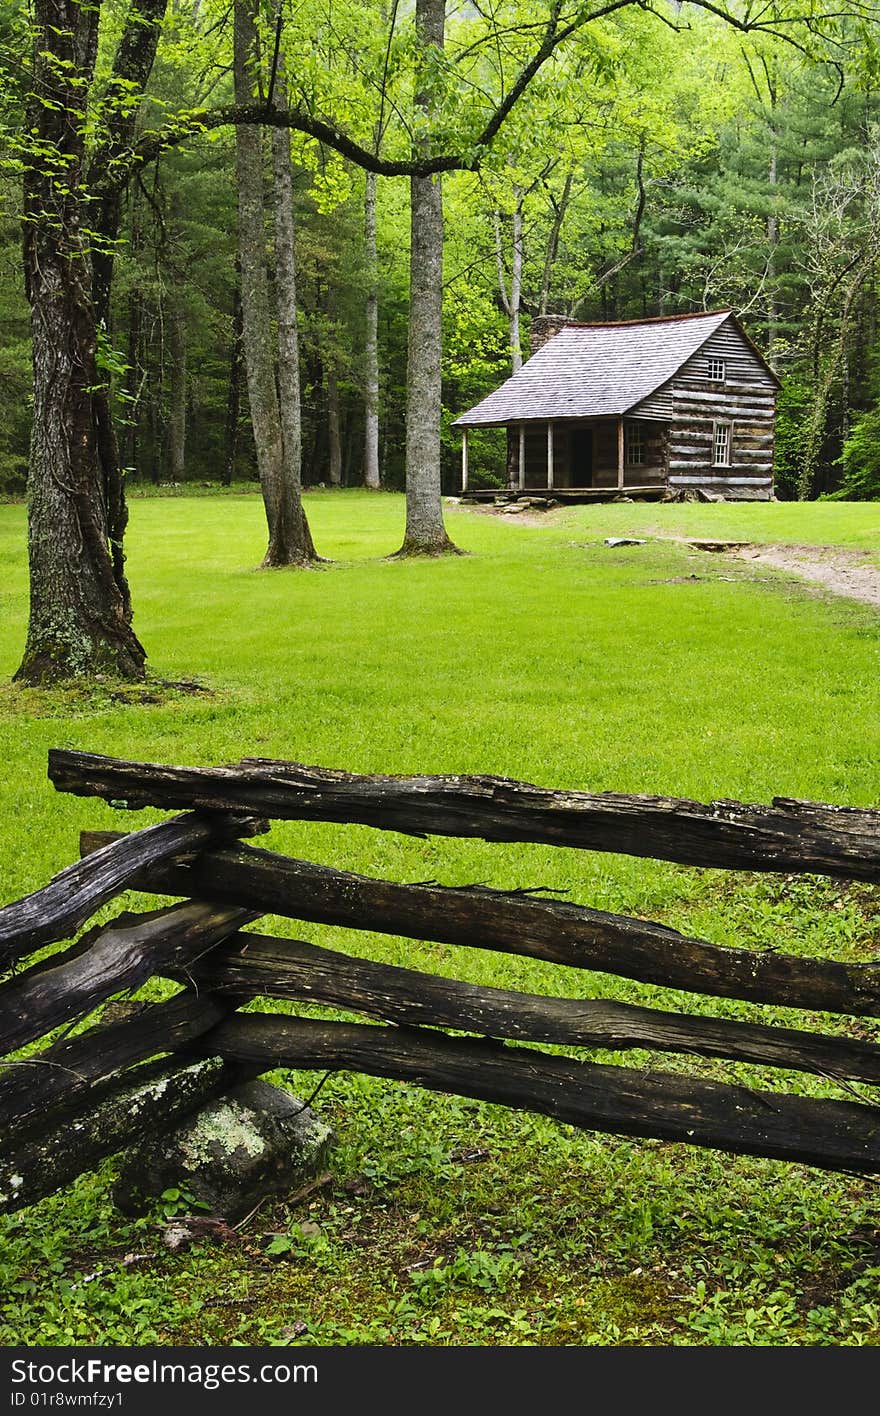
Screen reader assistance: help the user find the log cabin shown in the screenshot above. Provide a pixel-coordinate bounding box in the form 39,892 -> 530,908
453,309 -> 779,501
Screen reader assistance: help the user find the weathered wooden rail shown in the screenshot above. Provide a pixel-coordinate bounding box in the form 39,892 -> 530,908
1,749 -> 879,1216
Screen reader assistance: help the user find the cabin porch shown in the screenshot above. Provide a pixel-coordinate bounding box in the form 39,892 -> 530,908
459,417 -> 667,495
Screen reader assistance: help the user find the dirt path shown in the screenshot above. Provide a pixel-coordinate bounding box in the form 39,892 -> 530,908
460,502 -> 880,607
731,544 -> 880,609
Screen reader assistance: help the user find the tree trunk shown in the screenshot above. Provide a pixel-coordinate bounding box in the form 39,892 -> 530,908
325,284 -> 343,485
233,0 -> 315,566
166,302 -> 187,482
767,136 -> 779,356
539,172 -> 573,316
122,318 -> 142,483
224,264 -> 243,486
363,171 -> 381,488
509,195 -> 523,371
149,333 -> 164,486
122,200 -> 144,480
495,188 -> 524,372
15,0 -> 146,684
327,369 -> 343,486
271,97 -> 317,559
234,3 -> 284,556
396,0 -> 457,555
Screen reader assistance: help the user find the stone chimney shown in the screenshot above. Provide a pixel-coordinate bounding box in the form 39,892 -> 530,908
529,315 -> 574,357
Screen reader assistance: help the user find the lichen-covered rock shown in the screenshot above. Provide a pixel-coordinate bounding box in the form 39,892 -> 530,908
112,1080 -> 334,1222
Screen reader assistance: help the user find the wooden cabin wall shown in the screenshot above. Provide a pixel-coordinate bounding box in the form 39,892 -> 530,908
524,426 -> 549,486
634,423 -> 667,485
507,419 -> 669,490
664,324 -> 776,499
554,426 -> 572,487
593,422 -> 617,485
505,428 -> 517,488
592,421 -> 666,488
515,425 -> 576,487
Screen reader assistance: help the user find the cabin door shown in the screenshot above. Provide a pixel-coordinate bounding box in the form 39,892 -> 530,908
570,425 -> 593,487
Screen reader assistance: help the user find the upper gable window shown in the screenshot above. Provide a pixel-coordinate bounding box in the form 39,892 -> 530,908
707,358 -> 726,382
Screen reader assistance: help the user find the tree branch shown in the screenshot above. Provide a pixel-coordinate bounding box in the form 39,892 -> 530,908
99,0 -> 880,193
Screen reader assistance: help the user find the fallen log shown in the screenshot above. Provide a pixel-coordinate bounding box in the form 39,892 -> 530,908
0,900 -> 256,1056
50,749 -> 880,880
0,990 -> 243,1137
0,1057 -> 244,1216
183,931 -> 880,1085
198,1013 -> 880,1176
83,833 -> 880,1018
0,809 -> 265,967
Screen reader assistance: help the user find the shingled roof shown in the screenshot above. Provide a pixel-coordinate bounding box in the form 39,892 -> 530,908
453,310 -> 747,427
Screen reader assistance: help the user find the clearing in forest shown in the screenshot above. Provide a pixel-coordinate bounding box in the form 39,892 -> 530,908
0,490 -> 878,1349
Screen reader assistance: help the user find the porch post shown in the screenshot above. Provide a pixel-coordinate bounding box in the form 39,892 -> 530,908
461,427 -> 469,492
617,417 -> 624,490
518,425 -> 526,490
547,421 -> 554,490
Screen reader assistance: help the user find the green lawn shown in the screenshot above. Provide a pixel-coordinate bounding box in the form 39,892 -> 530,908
1,490 -> 879,1347
541,497 -> 880,558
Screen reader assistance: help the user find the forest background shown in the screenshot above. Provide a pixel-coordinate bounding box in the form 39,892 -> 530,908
1,0 -> 879,514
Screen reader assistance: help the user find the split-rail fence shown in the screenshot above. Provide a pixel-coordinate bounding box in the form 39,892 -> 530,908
1,749 -> 880,1215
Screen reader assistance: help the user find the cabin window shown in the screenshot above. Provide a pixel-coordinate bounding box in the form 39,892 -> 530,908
624,422 -> 644,466
707,358 -> 726,381
713,421 -> 731,467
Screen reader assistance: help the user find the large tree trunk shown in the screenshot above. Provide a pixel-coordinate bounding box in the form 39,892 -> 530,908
271,124 -> 317,558
363,171 -> 381,488
396,0 -> 457,555
234,1 -> 284,560
234,0 -> 316,566
16,0 -> 146,685
89,0 -> 164,599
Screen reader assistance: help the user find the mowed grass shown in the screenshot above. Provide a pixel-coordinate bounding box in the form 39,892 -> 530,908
1,489 -> 880,1347
549,497 -> 880,559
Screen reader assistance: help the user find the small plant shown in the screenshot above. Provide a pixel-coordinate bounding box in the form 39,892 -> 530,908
153,1185 -> 209,1222
264,1222 -> 331,1263
409,1246 -> 524,1300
